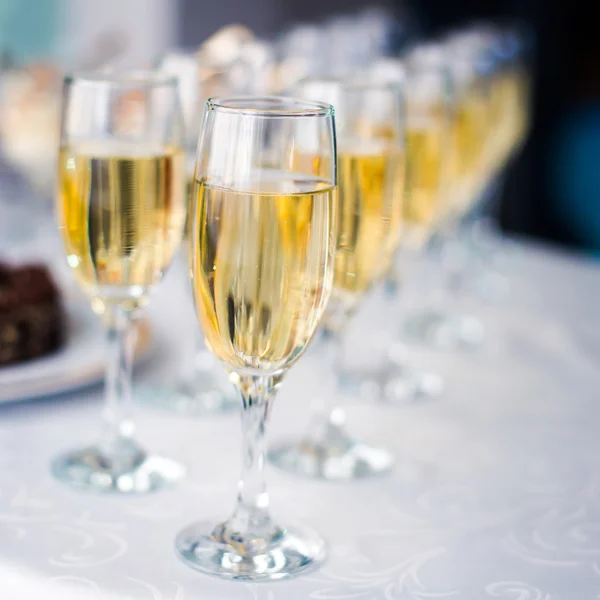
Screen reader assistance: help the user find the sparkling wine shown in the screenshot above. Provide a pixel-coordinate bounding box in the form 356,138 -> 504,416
190,171 -> 336,373
57,143 -> 186,312
404,125 -> 446,232
328,146 -> 403,320
448,92 -> 489,211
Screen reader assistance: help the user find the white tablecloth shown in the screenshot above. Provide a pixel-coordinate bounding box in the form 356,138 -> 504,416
2,240 -> 600,599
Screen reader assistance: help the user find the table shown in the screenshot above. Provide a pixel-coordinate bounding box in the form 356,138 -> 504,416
1,240 -> 600,599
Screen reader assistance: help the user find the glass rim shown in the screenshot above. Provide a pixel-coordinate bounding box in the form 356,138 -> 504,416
64,69 -> 178,88
405,44 -> 449,69
207,96 -> 334,117
296,75 -> 402,92
443,33 -> 494,58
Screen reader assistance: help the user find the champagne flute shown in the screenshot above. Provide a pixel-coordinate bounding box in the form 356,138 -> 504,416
349,47 -> 453,404
135,50 -> 238,416
268,78 -> 404,480
175,96 -> 337,580
403,36 -> 495,349
461,23 -> 534,283
140,43 -> 282,417
53,71 -> 187,493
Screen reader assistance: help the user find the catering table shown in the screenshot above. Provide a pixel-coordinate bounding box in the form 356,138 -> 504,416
1,240 -> 600,599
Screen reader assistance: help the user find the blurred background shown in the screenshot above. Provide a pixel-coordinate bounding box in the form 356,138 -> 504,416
0,0 -> 592,254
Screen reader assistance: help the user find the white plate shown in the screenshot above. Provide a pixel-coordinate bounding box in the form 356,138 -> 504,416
0,303 -> 152,404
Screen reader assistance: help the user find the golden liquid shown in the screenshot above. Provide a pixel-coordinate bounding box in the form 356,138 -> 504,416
487,73 -> 520,172
191,172 -> 336,373
385,151 -> 406,260
513,69 -> 531,151
489,70 -> 531,168
329,148 -> 402,319
288,146 -> 404,323
57,143 -> 186,312
447,91 -> 490,213
404,125 -> 445,232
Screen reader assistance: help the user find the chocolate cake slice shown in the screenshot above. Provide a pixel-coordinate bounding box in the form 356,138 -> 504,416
0,262 -> 65,366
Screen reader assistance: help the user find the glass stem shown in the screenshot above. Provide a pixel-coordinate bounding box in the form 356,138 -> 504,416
439,217 -> 468,302
303,328 -> 351,444
385,245 -> 421,364
182,331 -> 207,384
384,263 -> 402,303
100,304 -> 139,463
226,373 -> 281,546
382,270 -> 409,367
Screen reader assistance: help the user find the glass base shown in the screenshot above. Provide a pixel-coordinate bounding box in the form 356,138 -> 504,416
340,363 -> 443,405
383,368 -> 443,404
475,270 -> 510,303
403,310 -> 485,350
51,443 -> 185,493
268,417 -> 394,480
175,520 -> 326,581
136,381 -> 238,417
